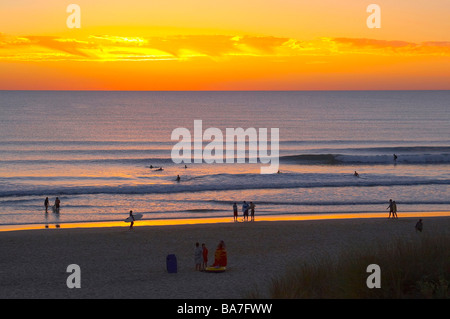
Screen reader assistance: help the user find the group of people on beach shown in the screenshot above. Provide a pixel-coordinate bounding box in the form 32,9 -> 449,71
44,197 -> 61,213
194,240 -> 227,271
233,201 -> 256,222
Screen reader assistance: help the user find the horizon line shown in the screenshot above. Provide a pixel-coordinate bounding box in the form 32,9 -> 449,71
1,89 -> 449,92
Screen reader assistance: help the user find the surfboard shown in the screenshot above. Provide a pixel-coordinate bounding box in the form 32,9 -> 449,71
204,266 -> 226,273
124,213 -> 143,223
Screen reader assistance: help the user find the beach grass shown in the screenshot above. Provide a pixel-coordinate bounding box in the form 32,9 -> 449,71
255,232 -> 449,299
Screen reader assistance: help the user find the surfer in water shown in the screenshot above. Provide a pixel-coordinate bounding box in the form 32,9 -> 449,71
44,197 -> 49,213
54,197 -> 61,213
176,175 -> 181,182
129,210 -> 135,229
354,171 -> 359,177
393,154 -> 398,161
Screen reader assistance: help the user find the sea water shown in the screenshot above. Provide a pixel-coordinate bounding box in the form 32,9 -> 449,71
0,91 -> 448,226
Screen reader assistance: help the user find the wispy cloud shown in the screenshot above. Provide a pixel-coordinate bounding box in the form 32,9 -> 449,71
1,32 -> 449,62
329,37 -> 450,56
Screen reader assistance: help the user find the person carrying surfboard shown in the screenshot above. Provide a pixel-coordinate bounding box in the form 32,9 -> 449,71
129,210 -> 135,229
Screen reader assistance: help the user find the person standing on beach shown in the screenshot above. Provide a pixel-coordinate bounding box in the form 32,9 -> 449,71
233,202 -> 238,222
392,201 -> 398,218
202,243 -> 208,270
387,199 -> 394,218
44,197 -> 49,213
242,201 -> 249,221
129,210 -> 135,229
194,242 -> 203,271
249,202 -> 256,221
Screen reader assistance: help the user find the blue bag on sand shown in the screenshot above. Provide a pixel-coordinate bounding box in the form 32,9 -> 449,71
166,254 -> 177,273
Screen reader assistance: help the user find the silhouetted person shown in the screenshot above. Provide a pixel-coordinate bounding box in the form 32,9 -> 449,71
242,201 -> 249,221
249,202 -> 256,221
44,197 -> 49,213
387,199 -> 393,218
54,197 -> 60,213
392,200 -> 398,218
129,210 -> 135,229
415,219 -> 423,232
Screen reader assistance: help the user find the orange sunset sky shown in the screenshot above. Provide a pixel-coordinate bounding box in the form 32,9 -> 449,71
0,0 -> 449,90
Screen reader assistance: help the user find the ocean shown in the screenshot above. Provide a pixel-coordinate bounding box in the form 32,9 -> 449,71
0,90 -> 449,226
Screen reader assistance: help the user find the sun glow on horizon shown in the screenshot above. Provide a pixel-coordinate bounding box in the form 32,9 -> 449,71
0,0 -> 449,90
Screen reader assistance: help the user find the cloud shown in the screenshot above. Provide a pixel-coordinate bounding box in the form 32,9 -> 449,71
0,34 -> 98,60
329,37 -> 450,56
1,33 -> 449,62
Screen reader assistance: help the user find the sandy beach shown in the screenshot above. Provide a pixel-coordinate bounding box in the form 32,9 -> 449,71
0,216 -> 449,299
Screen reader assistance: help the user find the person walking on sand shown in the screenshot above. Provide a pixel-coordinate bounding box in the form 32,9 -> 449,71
249,202 -> 256,221
202,243 -> 208,270
233,202 -> 238,222
392,200 -> 398,218
387,199 -> 394,218
128,210 -> 135,229
194,242 -> 203,271
242,201 -> 249,221
44,197 -> 49,213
